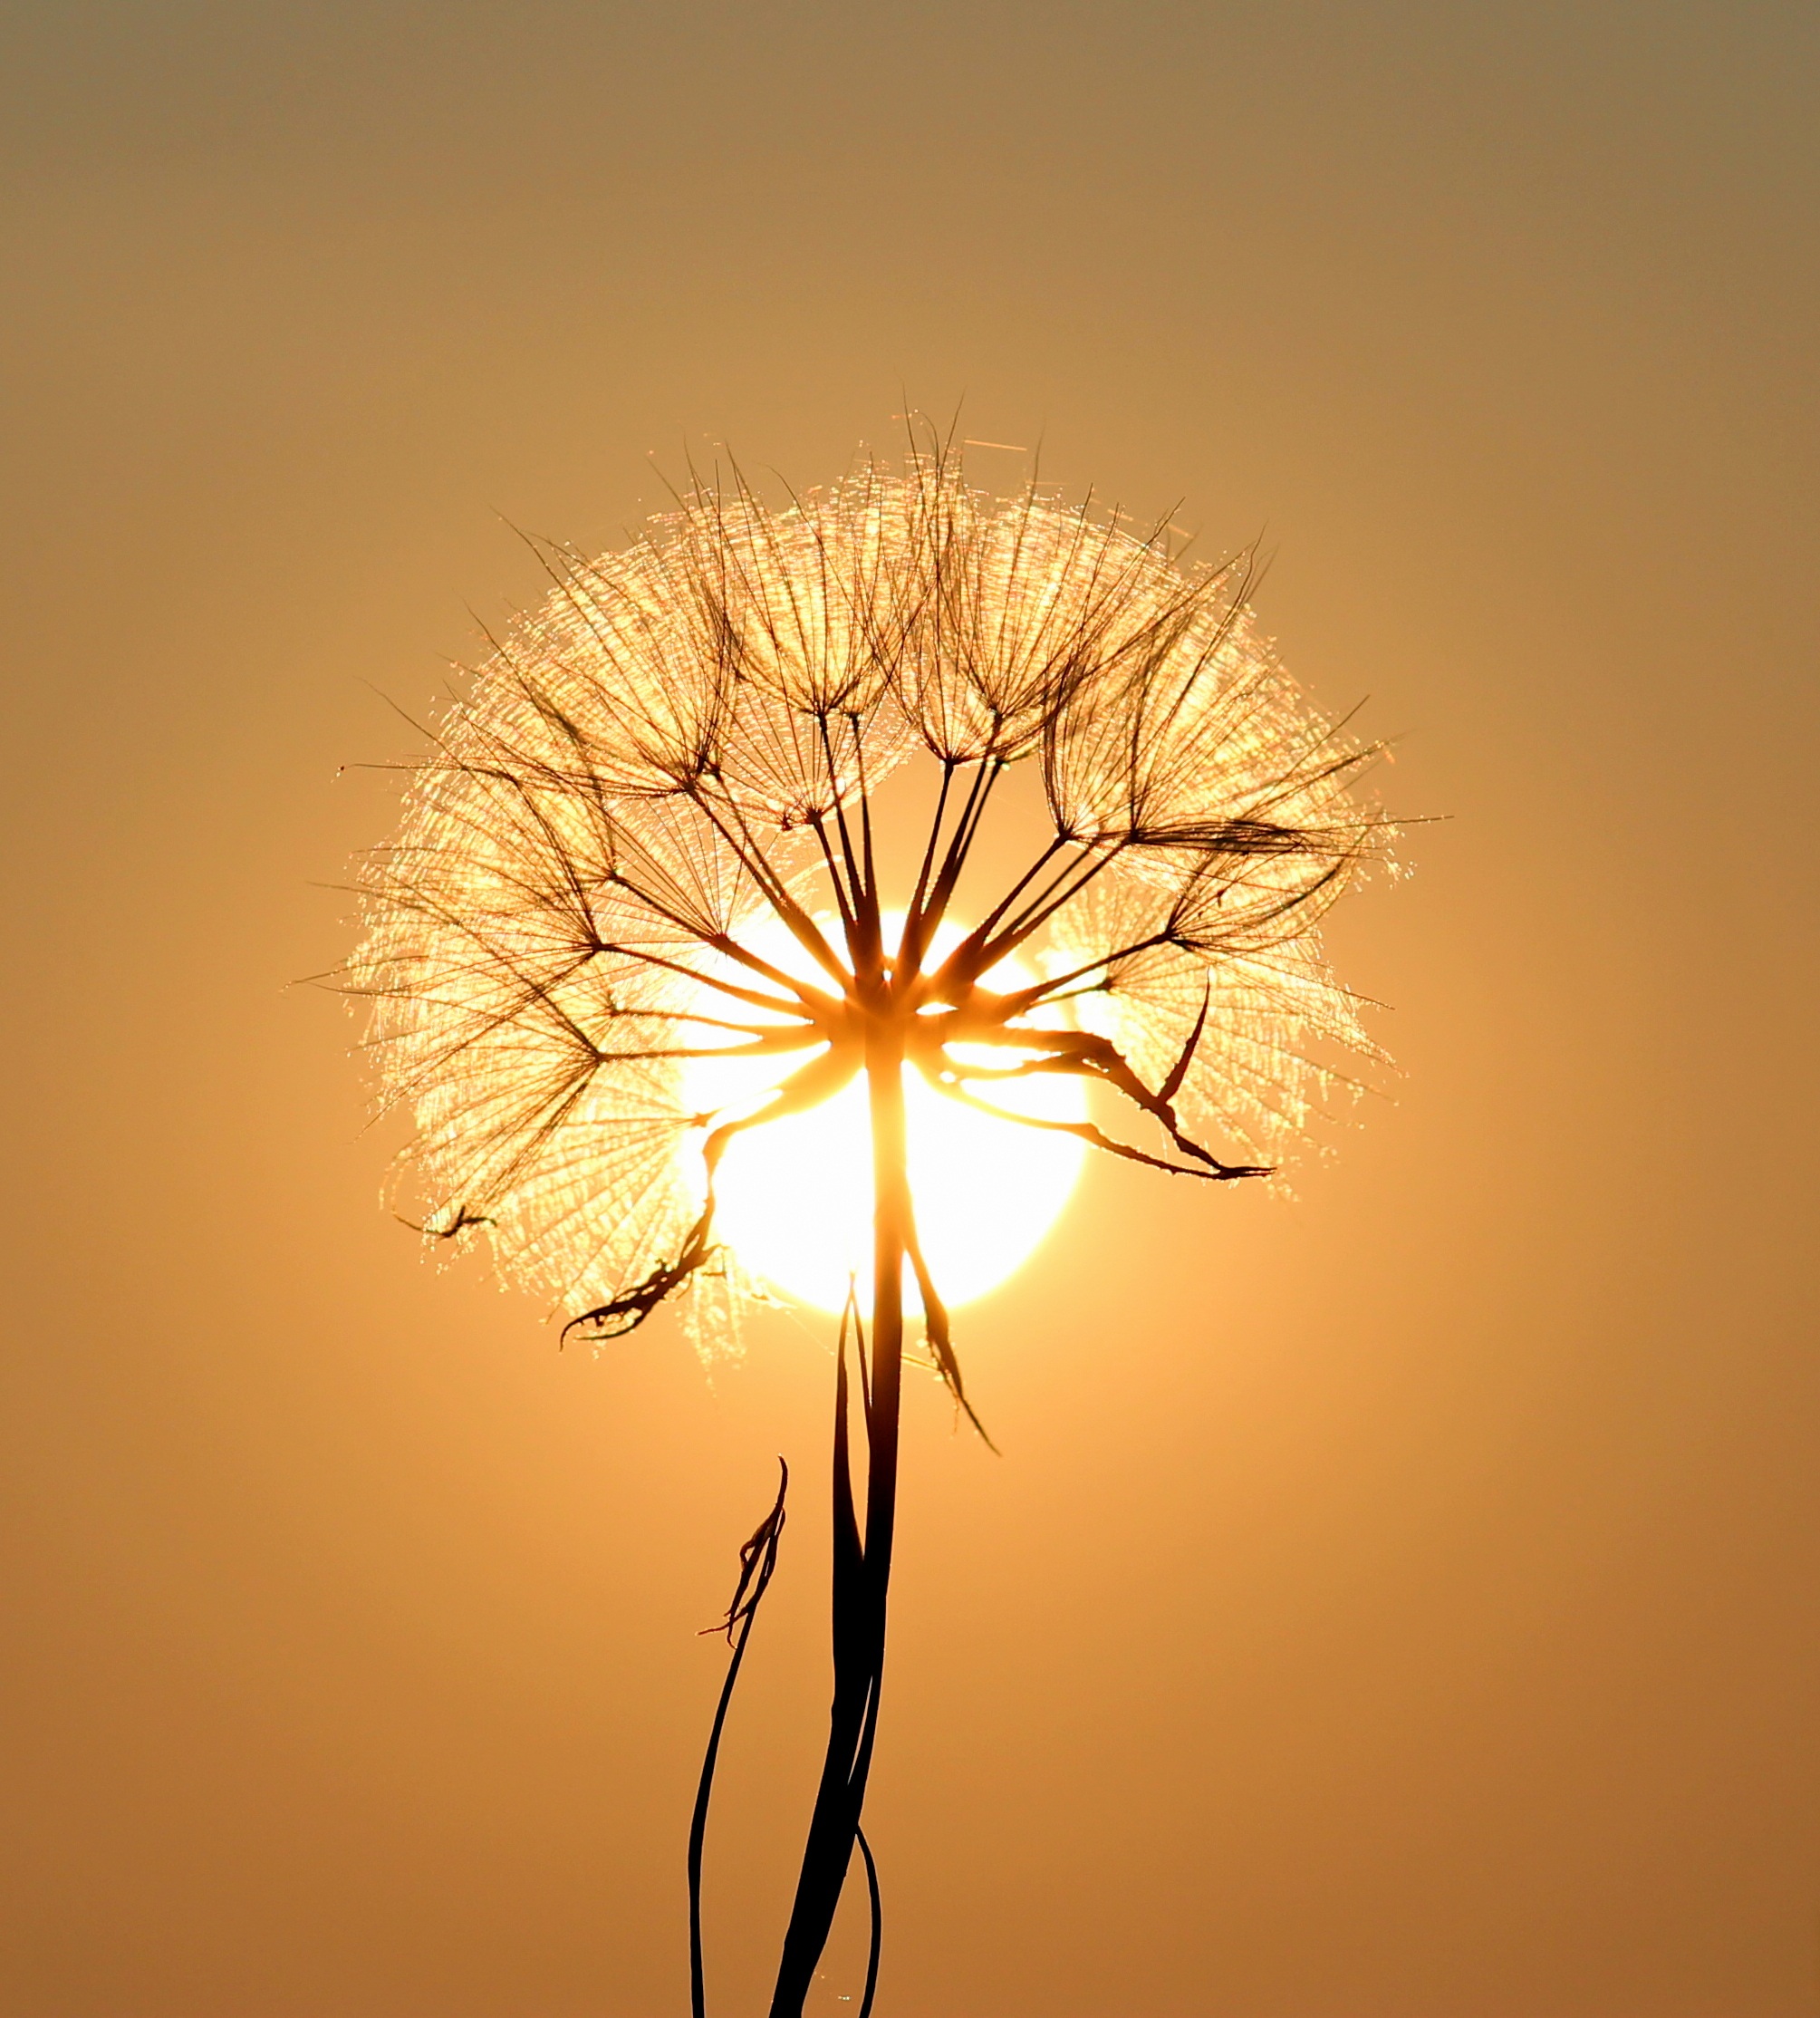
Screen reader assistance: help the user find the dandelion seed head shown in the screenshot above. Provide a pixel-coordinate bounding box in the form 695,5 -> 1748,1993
348,444 -> 1391,1349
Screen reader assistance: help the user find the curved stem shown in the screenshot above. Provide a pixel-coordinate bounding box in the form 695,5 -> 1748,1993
689,1462 -> 788,2018
855,1827 -> 883,2018
767,1036 -> 907,2017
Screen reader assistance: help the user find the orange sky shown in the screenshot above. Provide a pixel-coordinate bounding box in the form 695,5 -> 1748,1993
2,4 -> 1815,2013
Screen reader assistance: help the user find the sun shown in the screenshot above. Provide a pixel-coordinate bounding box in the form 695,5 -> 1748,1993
677,922 -> 1088,1315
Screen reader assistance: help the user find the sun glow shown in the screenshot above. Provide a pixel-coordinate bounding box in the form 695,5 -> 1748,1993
678,922 -> 1087,1315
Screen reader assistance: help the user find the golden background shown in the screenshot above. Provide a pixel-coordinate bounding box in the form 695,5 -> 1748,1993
2,4 -> 1815,2012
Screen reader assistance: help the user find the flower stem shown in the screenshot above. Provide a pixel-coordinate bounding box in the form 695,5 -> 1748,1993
767,1038 -> 907,2017
689,1463 -> 788,2018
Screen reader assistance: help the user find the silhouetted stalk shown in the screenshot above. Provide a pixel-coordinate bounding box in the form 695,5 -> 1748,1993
768,1032 -> 907,2017
689,1463 -> 788,2018
853,1826 -> 882,2018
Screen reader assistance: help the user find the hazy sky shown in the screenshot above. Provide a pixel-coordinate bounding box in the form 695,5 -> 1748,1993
2,4 -> 1815,2013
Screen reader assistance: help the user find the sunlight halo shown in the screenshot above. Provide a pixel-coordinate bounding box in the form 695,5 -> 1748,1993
677,921 -> 1088,1315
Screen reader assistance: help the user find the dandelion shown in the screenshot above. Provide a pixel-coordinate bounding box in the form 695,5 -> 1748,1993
348,437 -> 1389,2017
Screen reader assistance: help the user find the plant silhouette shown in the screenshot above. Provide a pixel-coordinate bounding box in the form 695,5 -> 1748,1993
347,430 -> 1389,2013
